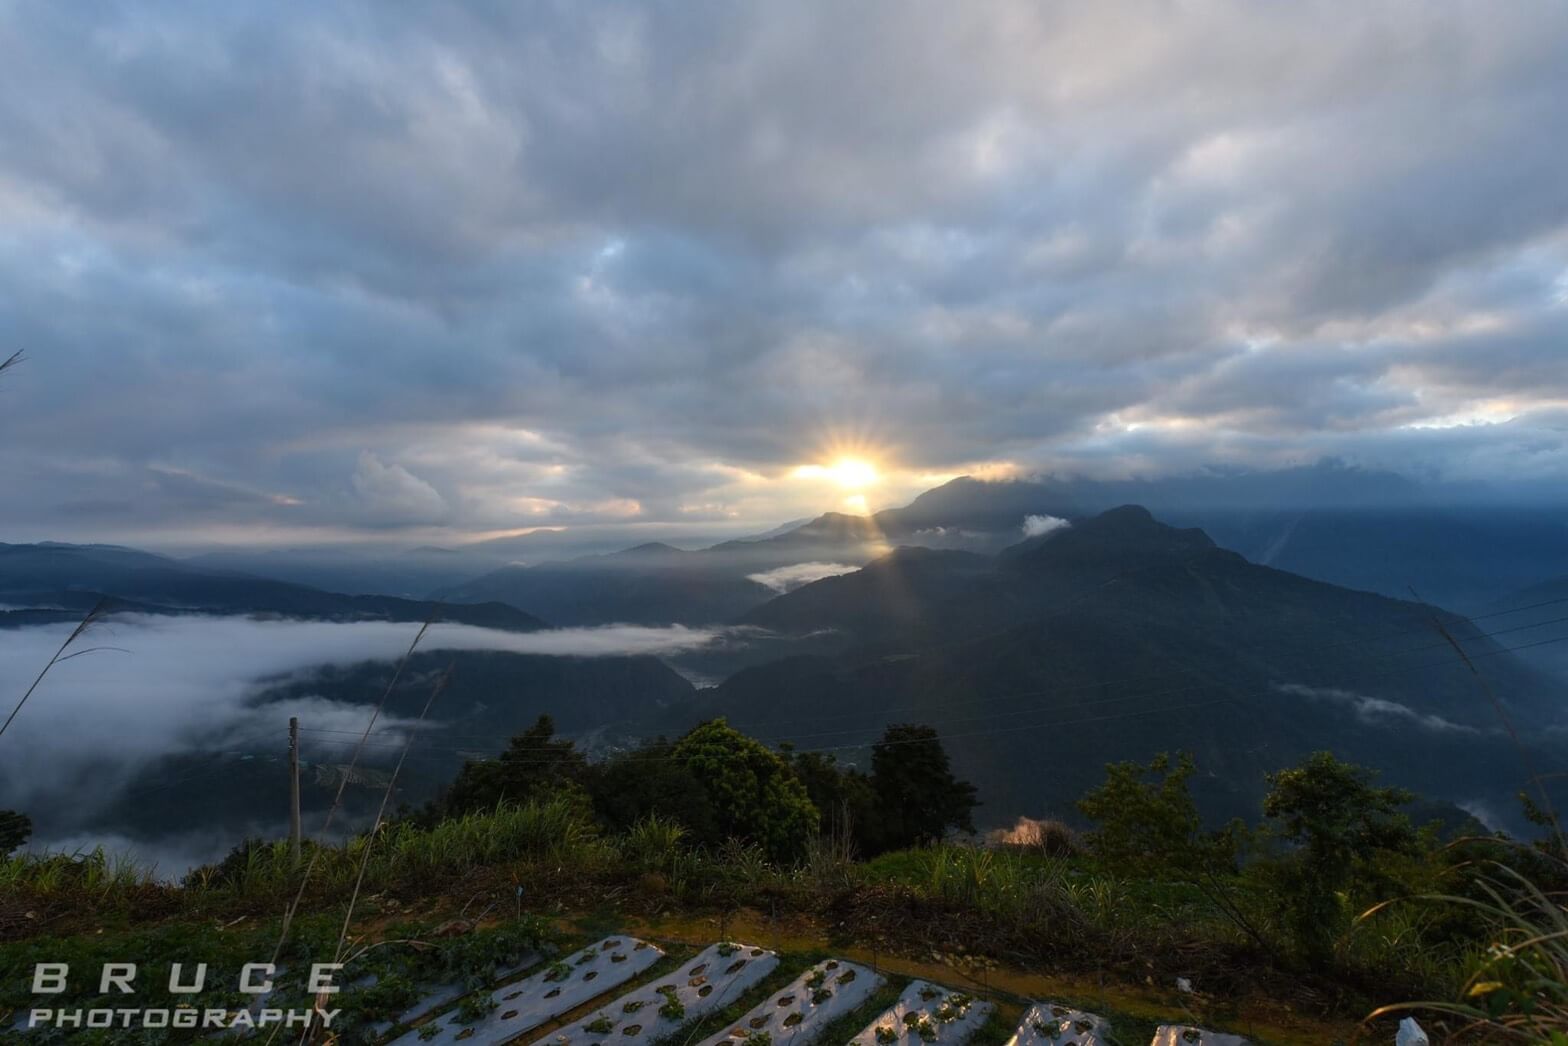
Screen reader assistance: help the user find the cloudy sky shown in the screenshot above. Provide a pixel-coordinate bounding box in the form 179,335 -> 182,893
2,1 -> 1566,548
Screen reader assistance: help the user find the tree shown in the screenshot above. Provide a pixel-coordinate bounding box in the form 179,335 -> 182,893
786,747 -> 878,853
1260,751 -> 1417,963
1077,752 -> 1238,878
437,715 -> 588,817
672,718 -> 818,861
0,810 -> 30,856
588,739 -> 721,841
866,724 -> 978,852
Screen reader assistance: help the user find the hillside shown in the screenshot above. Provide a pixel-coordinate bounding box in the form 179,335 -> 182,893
668,506 -> 1567,831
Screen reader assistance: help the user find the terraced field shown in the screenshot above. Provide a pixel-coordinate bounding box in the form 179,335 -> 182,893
372,935 -> 1267,1046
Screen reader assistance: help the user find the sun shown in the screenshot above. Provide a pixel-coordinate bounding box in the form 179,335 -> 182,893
825,457 -> 878,490
792,456 -> 880,491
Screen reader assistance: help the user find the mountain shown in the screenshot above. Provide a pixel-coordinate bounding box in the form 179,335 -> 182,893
178,544 -> 511,601
662,506 -> 1568,833
783,466 -> 1568,609
447,516 -> 892,626
0,542 -> 547,631
1483,576 -> 1568,679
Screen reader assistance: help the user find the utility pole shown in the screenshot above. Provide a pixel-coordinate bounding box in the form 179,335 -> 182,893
288,716 -> 301,866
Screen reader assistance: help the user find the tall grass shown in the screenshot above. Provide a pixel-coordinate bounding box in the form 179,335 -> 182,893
2,796 -> 601,909
0,845 -> 155,896
620,813 -> 687,870
1370,860 -> 1568,1038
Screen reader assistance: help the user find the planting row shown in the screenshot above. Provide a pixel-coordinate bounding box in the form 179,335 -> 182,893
381,937 -> 1264,1046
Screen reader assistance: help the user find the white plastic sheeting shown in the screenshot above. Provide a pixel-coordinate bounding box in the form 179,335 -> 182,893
697,959 -> 886,1046
533,942 -> 780,1046
1149,1026 -> 1250,1046
369,956 -> 540,1036
387,937 -> 664,1046
849,979 -> 994,1046
1395,1018 -> 1430,1046
1003,1001 -> 1111,1046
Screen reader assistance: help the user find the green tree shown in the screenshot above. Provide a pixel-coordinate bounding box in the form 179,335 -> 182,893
785,747 -> 878,853
588,739 -> 721,841
0,809 -> 31,856
866,724 -> 978,852
672,718 -> 818,861
1077,751 -> 1238,877
437,715 -> 588,817
1260,751 -> 1417,964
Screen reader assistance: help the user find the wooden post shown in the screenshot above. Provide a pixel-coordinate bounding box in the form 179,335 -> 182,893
288,716 -> 301,866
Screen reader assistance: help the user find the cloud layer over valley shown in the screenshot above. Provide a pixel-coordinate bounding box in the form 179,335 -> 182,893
0,615 -> 725,837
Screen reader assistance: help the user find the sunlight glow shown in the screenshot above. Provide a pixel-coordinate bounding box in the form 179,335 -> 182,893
793,456 -> 881,491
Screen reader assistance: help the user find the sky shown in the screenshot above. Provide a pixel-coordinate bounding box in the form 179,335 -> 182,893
2,1 -> 1567,549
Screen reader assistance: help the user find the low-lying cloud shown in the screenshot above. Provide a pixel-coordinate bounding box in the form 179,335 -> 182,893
746,562 -> 859,594
1274,683 -> 1481,734
1021,514 -> 1070,538
0,614 -> 728,834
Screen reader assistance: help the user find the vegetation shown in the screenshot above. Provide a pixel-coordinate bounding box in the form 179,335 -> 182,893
1076,751 -> 1240,879
670,718 -> 820,861
866,724 -> 978,851
6,715 -> 1568,1039
0,809 -> 30,856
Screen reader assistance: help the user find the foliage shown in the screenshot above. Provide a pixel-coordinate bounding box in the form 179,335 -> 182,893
1372,859 -> 1568,1039
672,718 -> 819,860
620,814 -> 687,871
589,738 -> 722,839
786,747 -> 878,848
436,714 -> 589,817
1076,752 -> 1239,879
1257,751 -> 1417,964
0,810 -> 30,856
867,724 -> 979,851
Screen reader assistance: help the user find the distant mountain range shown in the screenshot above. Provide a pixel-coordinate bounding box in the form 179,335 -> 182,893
5,464 -> 1568,852
0,541 -> 546,631
445,513 -> 889,626
26,461 -> 1560,624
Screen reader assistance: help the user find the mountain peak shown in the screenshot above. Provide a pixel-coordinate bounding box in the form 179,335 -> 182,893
1000,504 -> 1215,576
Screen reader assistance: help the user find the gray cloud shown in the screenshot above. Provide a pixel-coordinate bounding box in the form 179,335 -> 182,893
1,2 -> 1567,545
1274,682 -> 1482,734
